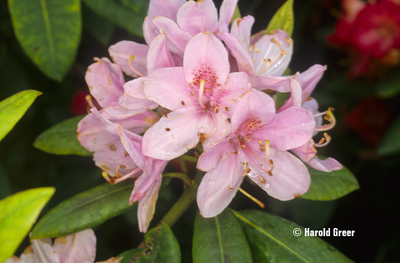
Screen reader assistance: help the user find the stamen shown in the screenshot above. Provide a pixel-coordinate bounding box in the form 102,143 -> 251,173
238,188 -> 265,209
314,109 -> 336,132
214,106 -> 219,114
268,159 -> 274,171
267,170 -> 273,176
315,133 -> 331,147
128,55 -> 145,77
242,168 -> 251,175
198,79 -> 206,108
259,175 -> 266,184
249,44 -> 255,52
199,132 -> 207,141
264,140 -> 270,160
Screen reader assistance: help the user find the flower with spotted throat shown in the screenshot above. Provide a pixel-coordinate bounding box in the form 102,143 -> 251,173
142,31 -> 249,160
196,89 -> 316,217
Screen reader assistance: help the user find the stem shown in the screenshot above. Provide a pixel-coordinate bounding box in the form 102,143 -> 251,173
161,169 -> 204,227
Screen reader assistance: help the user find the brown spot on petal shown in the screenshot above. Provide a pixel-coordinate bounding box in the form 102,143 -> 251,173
109,144 -> 117,151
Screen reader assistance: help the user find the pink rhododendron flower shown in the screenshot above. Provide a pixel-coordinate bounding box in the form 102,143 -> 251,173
142,31 -> 249,160
6,229 -> 97,263
279,65 -> 343,172
220,16 -> 293,91
196,89 -> 316,217
328,0 -> 400,77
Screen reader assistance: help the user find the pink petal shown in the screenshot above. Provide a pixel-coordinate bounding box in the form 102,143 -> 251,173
116,125 -> 146,169
294,64 -> 326,101
147,33 -> 175,73
252,30 -> 292,76
252,107 -> 315,151
147,0 -> 186,20
53,229 -> 96,263
197,151 -> 244,217
94,142 -> 138,177
217,71 -> 250,111
137,176 -> 162,233
77,112 -> 118,152
248,73 -> 292,92
197,140 -> 232,171
120,78 -> 159,115
85,58 -> 124,108
291,140 -> 317,162
218,0 -> 239,31
144,67 -> 194,111
230,89 -> 275,133
230,16 -> 254,50
183,32 -> 229,85
152,16 -> 192,54
108,41 -> 148,77
248,148 -> 310,200
143,17 -> 159,45
307,156 -> 343,172
21,239 -> 59,263
277,79 -> 305,112
199,111 -> 231,150
177,0 -> 218,35
142,108 -> 201,160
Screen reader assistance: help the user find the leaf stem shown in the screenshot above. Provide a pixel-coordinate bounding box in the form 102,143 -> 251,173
161,169 -> 203,227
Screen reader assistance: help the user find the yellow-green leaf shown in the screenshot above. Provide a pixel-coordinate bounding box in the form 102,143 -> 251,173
8,0 -> 81,81
0,187 -> 55,262
0,90 -> 41,142
265,0 -> 294,36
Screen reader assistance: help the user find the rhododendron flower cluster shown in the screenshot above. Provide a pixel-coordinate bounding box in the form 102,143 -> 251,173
77,0 -> 342,232
328,0 -> 400,78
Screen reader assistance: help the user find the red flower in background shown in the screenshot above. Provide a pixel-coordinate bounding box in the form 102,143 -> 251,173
328,0 -> 400,78
345,97 -> 391,147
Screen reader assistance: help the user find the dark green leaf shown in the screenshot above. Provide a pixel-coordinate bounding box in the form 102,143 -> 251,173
301,163 -> 359,200
34,115 -> 92,156
31,180 -> 136,239
0,90 -> 41,142
233,210 -> 353,262
265,0 -> 294,36
0,188 -> 55,262
8,0 -> 81,80
31,177 -> 171,239
82,4 -> 115,46
193,209 -> 253,263
134,222 -> 181,263
378,114 -> 400,156
118,248 -> 147,263
82,0 -> 148,37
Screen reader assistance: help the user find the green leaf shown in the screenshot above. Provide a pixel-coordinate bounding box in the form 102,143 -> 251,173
0,90 -> 41,142
31,180 -> 136,239
119,248 -> 148,263
193,209 -> 253,263
378,114 -> 400,156
31,177 -> 171,239
265,0 -> 294,37
82,0 -> 148,37
233,210 -> 353,263
34,115 -> 92,156
8,0 -> 81,81
0,187 -> 55,262
300,163 -> 359,200
230,5 -> 241,24
134,222 -> 181,263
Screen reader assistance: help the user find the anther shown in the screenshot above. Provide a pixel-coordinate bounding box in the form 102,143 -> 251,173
163,109 -> 168,118
190,91 -> 194,96
224,107 -> 230,111
249,44 -> 255,52
199,132 -> 207,141
214,106 -> 219,114
267,170 -> 273,176
315,133 -> 331,147
240,145 -> 246,150
268,159 -> 274,171
264,140 -> 270,160
259,175 -> 266,184
232,150 -> 238,154
85,95 -> 94,108
165,128 -> 170,131
181,101 -> 185,106
243,168 -> 251,175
